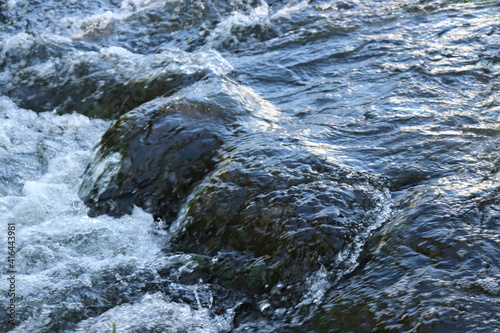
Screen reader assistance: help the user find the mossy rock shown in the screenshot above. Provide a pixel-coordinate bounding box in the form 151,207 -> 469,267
170,143 -> 390,291
79,78 -> 276,222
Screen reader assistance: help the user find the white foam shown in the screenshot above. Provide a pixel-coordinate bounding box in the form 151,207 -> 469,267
78,151 -> 123,200
0,99 -> 234,332
7,0 -> 18,9
71,292 -> 233,333
335,187 -> 392,273
205,3 -> 271,48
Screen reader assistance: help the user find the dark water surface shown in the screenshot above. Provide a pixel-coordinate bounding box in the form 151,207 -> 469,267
1,0 -> 499,332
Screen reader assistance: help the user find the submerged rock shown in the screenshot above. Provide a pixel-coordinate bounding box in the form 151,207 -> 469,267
170,142 -> 390,291
0,34 -> 232,118
308,177 -> 500,332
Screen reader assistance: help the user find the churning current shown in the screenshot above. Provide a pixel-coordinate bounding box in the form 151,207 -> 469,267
1,0 -> 499,332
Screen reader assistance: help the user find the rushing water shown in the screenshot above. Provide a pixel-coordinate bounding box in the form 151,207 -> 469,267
1,0 -> 500,332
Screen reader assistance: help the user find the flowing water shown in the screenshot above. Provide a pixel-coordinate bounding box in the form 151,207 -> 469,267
1,0 -> 499,332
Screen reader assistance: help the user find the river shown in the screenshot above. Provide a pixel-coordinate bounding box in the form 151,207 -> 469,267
1,0 -> 499,332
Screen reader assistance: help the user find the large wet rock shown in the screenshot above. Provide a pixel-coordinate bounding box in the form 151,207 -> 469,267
79,79 -> 277,221
169,141 -> 390,292
78,99 -> 224,221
